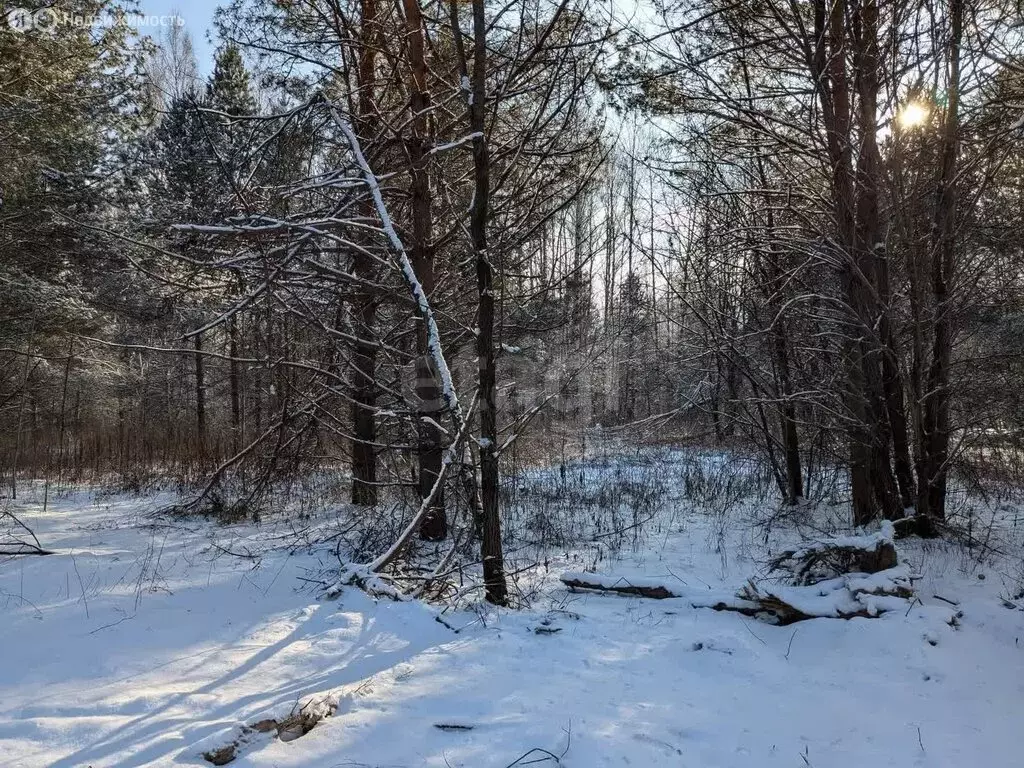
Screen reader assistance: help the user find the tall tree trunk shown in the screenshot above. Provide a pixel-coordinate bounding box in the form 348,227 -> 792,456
811,0 -> 874,525
880,291 -> 916,510
228,314 -> 242,456
402,0 -> 445,540
9,323 -> 36,498
194,330 -> 207,464
774,327 -> 804,504
739,47 -> 804,506
918,0 -> 963,527
882,61 -> 921,515
465,0 -> 508,605
442,0 -> 506,595
351,0 -> 379,507
852,0 -> 900,521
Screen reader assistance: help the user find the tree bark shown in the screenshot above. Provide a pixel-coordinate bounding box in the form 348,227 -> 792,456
228,313 -> 242,456
918,0 -> 963,526
815,0 -> 875,526
351,0 -> 380,507
852,0 -> 900,521
402,0 -> 446,540
194,330 -> 207,463
466,0 -> 508,605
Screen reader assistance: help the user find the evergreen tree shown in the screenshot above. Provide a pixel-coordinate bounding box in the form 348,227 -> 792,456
0,5 -> 148,481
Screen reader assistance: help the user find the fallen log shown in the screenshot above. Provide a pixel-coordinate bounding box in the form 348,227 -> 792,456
560,573 -> 680,599
0,543 -> 54,556
560,565 -> 921,625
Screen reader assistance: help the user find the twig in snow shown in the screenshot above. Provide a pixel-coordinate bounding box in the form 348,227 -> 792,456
71,550 -> 90,619
0,587 -> 43,617
89,615 -> 135,634
435,614 -> 460,633
905,596 -> 922,617
785,628 -> 798,660
209,540 -> 261,561
503,720 -> 571,767
741,617 -> 767,645
504,747 -> 561,766
666,567 -> 689,587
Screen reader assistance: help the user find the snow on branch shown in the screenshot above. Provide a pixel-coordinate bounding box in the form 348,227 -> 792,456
428,132 -> 483,156
320,101 -> 476,577
326,102 -> 465,430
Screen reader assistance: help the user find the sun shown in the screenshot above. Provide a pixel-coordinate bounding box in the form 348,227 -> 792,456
898,102 -> 929,129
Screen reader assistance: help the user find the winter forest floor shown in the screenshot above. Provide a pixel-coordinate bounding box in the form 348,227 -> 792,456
1,449 -> 1023,767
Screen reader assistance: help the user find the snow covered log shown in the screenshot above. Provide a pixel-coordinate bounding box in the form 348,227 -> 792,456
560,564 -> 918,625
734,566 -> 916,624
769,521 -> 898,586
560,572 -> 681,599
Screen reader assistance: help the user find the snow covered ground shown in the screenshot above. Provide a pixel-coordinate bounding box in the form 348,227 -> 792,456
1,452 -> 1023,767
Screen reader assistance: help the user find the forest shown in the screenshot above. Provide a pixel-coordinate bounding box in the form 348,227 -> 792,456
1,0 -> 1023,766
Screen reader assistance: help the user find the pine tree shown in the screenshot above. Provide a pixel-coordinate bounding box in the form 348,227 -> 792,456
0,5 -> 148,483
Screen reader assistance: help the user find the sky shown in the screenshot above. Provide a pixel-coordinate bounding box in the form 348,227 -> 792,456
139,0 -> 217,74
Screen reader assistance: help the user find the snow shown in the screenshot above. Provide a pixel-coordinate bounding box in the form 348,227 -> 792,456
846,564 -> 912,593
428,132 -> 483,155
755,582 -> 855,618
748,566 -> 923,620
790,519 -> 896,560
2,452 -> 1023,767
